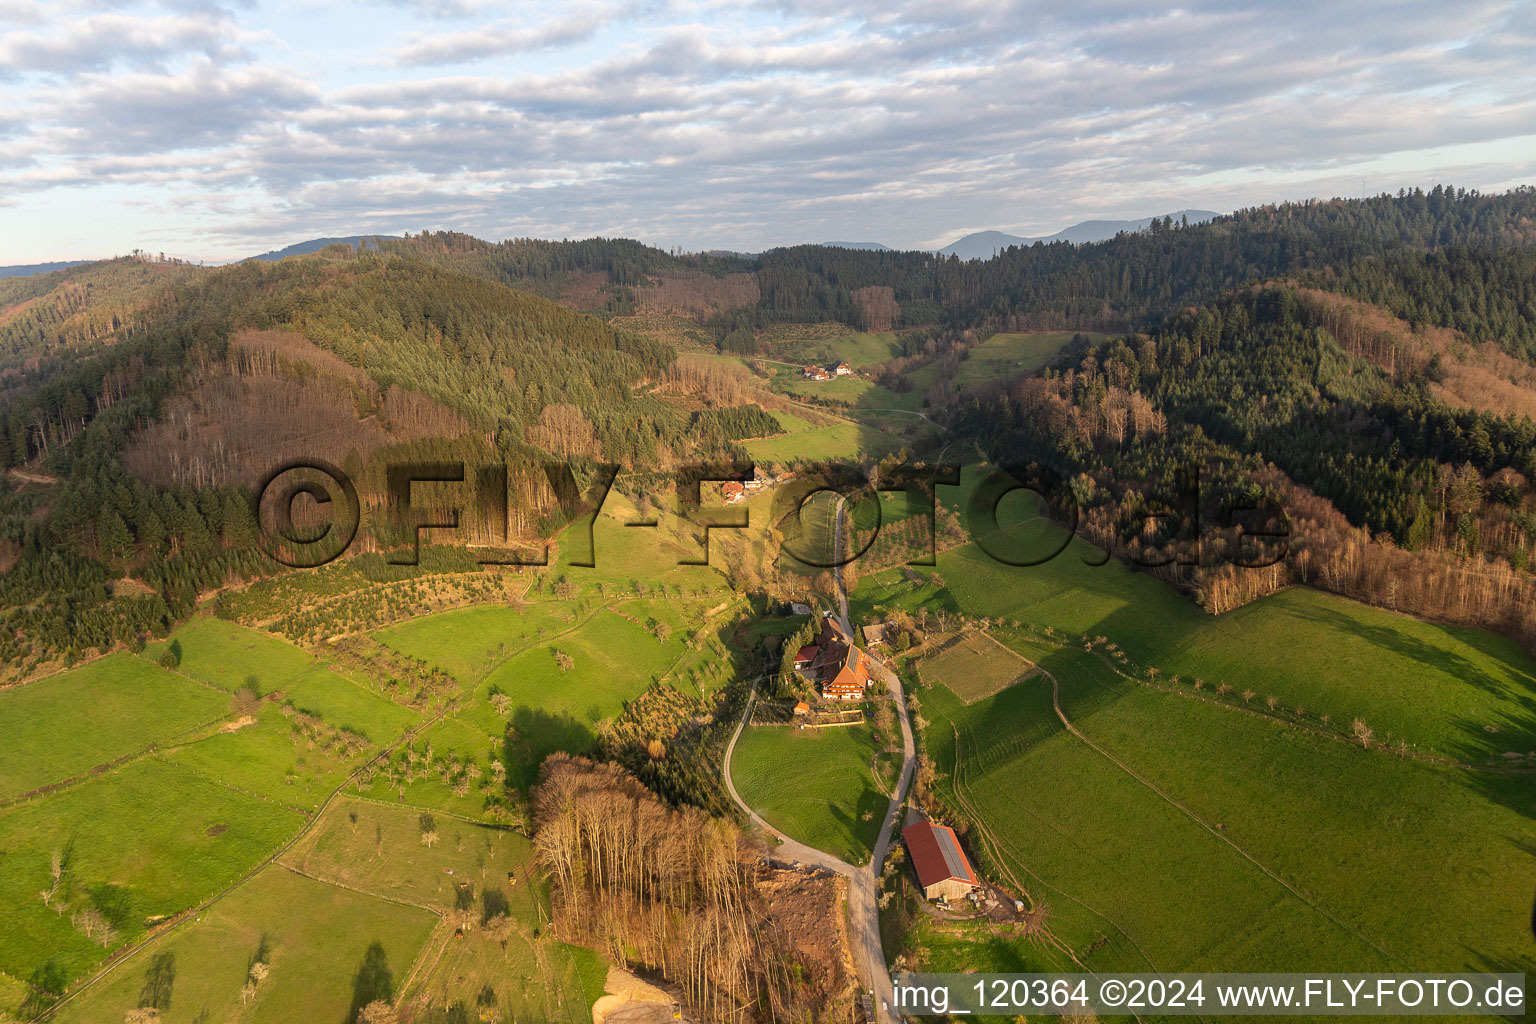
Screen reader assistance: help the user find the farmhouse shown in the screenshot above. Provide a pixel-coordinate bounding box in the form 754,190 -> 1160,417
793,700 -> 811,716
821,645 -> 867,700
829,360 -> 853,376
861,623 -> 886,646
902,820 -> 982,902
802,365 -> 831,380
806,616 -> 870,700
721,481 -> 745,503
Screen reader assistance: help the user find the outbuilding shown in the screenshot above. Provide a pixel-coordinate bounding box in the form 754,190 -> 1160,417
902,820 -> 982,902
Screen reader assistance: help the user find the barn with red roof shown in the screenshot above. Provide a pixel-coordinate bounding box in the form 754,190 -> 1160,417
902,819 -> 981,902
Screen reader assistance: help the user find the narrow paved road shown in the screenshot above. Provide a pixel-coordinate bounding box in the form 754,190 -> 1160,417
723,501 -> 916,1023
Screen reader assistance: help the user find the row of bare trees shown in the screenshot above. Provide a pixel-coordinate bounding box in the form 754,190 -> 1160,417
532,755 -> 824,1022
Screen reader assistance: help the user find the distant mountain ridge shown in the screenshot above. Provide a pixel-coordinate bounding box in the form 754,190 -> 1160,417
820,241 -> 891,251
938,210 -> 1220,260
0,260 -> 90,278
247,235 -> 399,261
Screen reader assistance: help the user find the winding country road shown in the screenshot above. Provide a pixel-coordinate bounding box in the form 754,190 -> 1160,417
721,495 -> 916,1024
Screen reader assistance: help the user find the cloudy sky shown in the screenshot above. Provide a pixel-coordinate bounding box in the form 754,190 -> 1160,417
2,0 -> 1534,263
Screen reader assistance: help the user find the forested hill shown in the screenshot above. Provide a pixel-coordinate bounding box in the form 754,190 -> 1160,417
368,186 -> 1536,349
0,248 -> 752,674
1,183 -> 1535,674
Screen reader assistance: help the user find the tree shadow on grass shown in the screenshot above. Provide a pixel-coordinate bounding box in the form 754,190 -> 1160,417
503,706 -> 596,793
346,940 -> 393,1024
826,780 -> 889,865
1283,599 -> 1536,760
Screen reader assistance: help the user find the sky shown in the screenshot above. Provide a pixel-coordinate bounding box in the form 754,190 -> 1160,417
1,0 -> 1535,263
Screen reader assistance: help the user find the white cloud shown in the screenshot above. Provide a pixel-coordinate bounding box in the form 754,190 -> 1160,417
1,0 -> 1534,261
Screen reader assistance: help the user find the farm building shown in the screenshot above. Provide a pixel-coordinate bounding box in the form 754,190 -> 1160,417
902,820 -> 982,902
803,615 -> 870,700
820,645 -> 867,700
721,481 -> 745,502
793,700 -> 811,716
802,365 -> 831,380
829,361 -> 853,375
861,623 -> 886,646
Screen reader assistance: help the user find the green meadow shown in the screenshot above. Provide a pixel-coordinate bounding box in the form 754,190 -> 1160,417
359,715 -> 505,816
51,862 -> 436,1024
743,418 -> 903,464
281,797 -> 595,1022
378,600 -> 580,684
0,757 -> 302,983
730,721 -> 886,864
854,469 -> 1536,762
919,641 -> 1536,977
906,331 -> 1093,392
144,617 -> 319,693
475,606 -> 694,725
0,654 -> 228,801
768,329 -> 902,368
282,662 -> 421,742
158,704 -> 361,806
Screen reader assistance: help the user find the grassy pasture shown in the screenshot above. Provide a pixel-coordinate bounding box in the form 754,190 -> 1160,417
378,600 -> 579,684
0,654 -> 229,801
159,703 -> 362,806
970,331 -> 1087,370
283,797 -> 595,1022
905,331 -> 1093,393
475,606 -> 692,726
360,715 -> 505,817
766,328 -> 902,369
743,418 -> 904,464
282,663 -> 421,742
918,631 -> 1035,703
766,407 -> 818,434
144,617 -> 318,693
282,796 -> 534,913
919,640 -> 1536,978
923,675 -> 1389,976
0,757 -> 302,984
834,331 -> 904,366
927,535 -> 1536,759
51,864 -> 436,1024
857,467 -> 1536,761
730,721 -> 885,864
775,369 -> 875,403
573,504 -> 729,592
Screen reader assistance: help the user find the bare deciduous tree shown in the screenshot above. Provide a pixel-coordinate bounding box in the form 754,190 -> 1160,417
357,1001 -> 399,1024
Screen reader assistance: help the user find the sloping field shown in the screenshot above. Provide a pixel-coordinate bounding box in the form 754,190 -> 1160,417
0,757 -> 302,983
918,631 -> 1035,703
921,638 -> 1536,977
51,863 -> 436,1024
0,653 -> 229,801
731,721 -> 885,864
144,617 -> 318,693
861,469 -> 1536,762
283,796 -> 594,1022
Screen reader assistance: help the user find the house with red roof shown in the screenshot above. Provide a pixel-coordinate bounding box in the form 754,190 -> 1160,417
902,819 -> 982,902
803,615 -> 869,700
